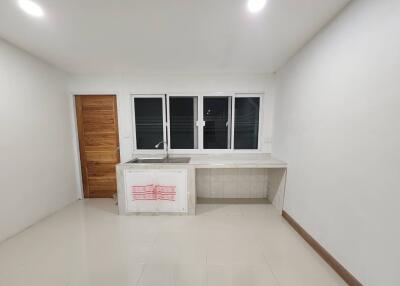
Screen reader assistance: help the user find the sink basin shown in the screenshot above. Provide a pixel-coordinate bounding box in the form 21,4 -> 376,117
127,157 -> 190,164
163,157 -> 191,163
129,158 -> 165,163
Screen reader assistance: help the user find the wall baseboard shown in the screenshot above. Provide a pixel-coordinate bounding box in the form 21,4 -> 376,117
282,211 -> 363,286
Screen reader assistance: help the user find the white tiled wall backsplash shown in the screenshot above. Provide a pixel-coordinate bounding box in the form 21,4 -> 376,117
196,169 -> 269,198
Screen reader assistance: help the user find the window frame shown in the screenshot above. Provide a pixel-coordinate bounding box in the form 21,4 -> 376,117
131,94 -> 167,155
131,92 -> 263,155
232,93 -> 263,151
201,94 -> 233,151
166,94 -> 200,152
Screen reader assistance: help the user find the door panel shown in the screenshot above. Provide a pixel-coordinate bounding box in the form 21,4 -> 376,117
85,150 -> 119,163
75,95 -> 120,198
124,169 -> 188,213
84,133 -> 116,148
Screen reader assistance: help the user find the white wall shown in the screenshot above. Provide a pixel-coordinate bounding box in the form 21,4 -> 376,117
273,0 -> 400,285
0,39 -> 77,242
68,73 -> 274,163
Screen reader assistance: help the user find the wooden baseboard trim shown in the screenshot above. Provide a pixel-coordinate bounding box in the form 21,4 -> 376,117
282,211 -> 363,286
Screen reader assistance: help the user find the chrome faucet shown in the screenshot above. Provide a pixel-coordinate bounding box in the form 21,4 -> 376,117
155,140 -> 168,160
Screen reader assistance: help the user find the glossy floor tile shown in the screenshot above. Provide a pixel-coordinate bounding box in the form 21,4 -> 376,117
0,199 -> 347,286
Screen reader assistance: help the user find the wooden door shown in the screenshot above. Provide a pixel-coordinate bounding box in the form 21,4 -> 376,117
75,95 -> 120,198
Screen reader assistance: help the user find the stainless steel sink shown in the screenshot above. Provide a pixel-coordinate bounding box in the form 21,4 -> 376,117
127,157 -> 190,164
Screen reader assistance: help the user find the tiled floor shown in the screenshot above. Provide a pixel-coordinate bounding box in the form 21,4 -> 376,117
0,199 -> 347,286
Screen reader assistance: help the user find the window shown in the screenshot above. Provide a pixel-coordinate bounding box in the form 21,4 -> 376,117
132,93 -> 261,152
133,96 -> 165,150
168,97 -> 198,149
234,97 -> 260,149
203,96 -> 231,149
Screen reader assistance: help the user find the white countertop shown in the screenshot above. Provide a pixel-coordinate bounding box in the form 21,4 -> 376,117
188,154 -> 286,168
120,154 -> 287,169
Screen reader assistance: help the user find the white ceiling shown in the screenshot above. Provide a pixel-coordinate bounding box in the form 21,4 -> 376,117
0,0 -> 350,75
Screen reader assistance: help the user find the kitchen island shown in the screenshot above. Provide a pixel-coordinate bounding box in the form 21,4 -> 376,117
117,154 -> 287,216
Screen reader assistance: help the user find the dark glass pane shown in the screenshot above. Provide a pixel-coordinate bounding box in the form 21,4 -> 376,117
234,97 -> 260,149
134,98 -> 163,149
169,97 -> 197,149
203,97 -> 230,149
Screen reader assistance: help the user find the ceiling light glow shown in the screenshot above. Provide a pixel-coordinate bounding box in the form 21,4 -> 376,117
247,0 -> 267,13
18,0 -> 44,17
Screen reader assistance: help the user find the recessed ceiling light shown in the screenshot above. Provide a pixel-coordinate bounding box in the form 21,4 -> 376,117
18,0 -> 44,18
247,0 -> 267,13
